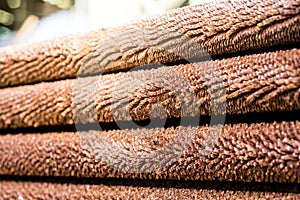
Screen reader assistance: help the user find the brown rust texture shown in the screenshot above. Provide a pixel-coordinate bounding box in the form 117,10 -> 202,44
0,0 -> 299,87
0,121 -> 299,183
0,49 -> 299,129
0,180 -> 299,200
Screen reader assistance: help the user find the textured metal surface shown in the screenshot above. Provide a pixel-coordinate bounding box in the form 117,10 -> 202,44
0,0 -> 299,198
0,49 -> 298,129
0,0 -> 299,87
0,121 -> 299,183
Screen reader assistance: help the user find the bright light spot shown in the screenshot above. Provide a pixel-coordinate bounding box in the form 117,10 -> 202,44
189,0 -> 214,5
18,194 -> 24,200
0,10 -> 14,25
7,0 -> 21,9
43,0 -> 73,9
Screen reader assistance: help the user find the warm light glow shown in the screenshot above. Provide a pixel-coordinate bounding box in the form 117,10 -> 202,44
7,0 -> 21,9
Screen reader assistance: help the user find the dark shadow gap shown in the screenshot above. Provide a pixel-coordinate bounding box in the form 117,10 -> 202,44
91,43 -> 300,76
210,43 -> 300,61
1,110 -> 299,134
0,175 -> 298,193
1,43 -> 298,89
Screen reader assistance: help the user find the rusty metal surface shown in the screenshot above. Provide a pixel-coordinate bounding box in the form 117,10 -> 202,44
0,0 -> 299,87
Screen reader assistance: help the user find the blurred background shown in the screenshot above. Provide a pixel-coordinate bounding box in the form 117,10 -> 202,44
0,0 -> 211,47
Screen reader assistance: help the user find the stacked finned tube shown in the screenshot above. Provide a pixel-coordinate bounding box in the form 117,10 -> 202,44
0,0 -> 299,199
